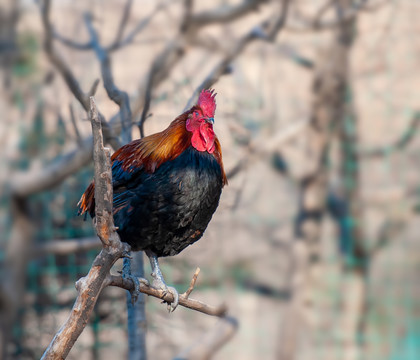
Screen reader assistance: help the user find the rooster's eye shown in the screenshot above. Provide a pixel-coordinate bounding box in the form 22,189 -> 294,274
195,112 -> 199,117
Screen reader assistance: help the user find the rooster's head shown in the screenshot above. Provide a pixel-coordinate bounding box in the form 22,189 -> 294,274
186,89 -> 217,153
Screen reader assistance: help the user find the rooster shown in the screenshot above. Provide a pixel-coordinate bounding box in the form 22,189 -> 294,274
78,89 -> 227,309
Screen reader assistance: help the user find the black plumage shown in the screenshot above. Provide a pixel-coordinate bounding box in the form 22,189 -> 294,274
112,146 -> 223,256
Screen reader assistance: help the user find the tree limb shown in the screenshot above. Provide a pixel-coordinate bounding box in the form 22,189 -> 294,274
33,237 -> 100,257
174,316 -> 238,359
40,0 -> 121,150
189,0 -> 269,27
358,111 -> 420,158
105,271 -> 227,317
40,97 -> 130,360
84,12 -> 132,144
184,0 -> 291,110
286,0 -> 389,32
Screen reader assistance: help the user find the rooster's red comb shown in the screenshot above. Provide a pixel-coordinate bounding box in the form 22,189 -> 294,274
197,89 -> 217,118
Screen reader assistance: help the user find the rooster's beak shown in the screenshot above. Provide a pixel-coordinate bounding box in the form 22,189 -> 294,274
205,117 -> 214,124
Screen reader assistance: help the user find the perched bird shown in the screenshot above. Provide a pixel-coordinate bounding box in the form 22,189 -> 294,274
78,89 -> 227,309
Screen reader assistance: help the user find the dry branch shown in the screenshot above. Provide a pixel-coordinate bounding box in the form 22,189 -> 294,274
226,118 -> 309,180
174,316 -> 238,359
105,271 -> 227,317
41,0 -> 119,150
286,0 -> 386,32
184,0 -> 291,110
41,98 -> 130,360
84,13 -> 132,144
33,237 -> 100,257
136,0 -> 282,135
53,0 -> 165,52
189,0 -> 269,27
358,111 -> 420,158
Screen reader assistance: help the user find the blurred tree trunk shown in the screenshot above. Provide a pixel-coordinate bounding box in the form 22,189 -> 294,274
0,196 -> 34,360
337,81 -> 369,356
277,1 -> 357,359
0,0 -> 19,88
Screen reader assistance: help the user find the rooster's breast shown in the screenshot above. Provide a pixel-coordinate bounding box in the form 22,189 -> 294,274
113,146 -> 224,257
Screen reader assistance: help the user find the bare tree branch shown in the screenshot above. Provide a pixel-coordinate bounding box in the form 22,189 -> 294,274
183,267 -> 201,299
358,111 -> 420,158
52,32 -> 92,50
84,13 -> 132,143
89,98 -> 123,248
41,97 -> 130,360
174,316 -> 238,359
33,237 -> 100,257
41,0 -> 88,109
105,272 -> 227,317
10,136 -> 93,197
189,0 -> 269,27
53,0 -> 166,53
184,0 -> 291,110
226,118 -> 309,180
286,0 -> 388,32
111,0 -> 133,48
136,0 -> 288,135
40,0 -> 121,150
69,103 -> 83,146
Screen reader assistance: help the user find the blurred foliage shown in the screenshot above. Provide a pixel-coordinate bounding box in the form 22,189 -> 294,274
12,32 -> 38,78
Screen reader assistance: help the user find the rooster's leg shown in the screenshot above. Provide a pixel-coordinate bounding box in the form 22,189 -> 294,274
146,250 -> 179,312
122,256 -> 148,305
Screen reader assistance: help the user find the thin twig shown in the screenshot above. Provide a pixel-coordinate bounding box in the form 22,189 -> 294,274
189,0 -> 269,27
182,267 -> 200,299
69,103 -> 82,146
33,237 -> 100,258
226,118 -> 309,180
358,111 -> 420,158
111,0 -> 133,48
52,31 -> 92,50
286,0 -> 388,32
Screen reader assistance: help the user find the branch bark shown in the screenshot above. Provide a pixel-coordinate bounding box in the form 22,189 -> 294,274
41,97 -> 130,360
105,271 -> 227,317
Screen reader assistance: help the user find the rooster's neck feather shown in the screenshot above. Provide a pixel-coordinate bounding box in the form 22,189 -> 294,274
111,108 -> 227,185
112,109 -> 193,173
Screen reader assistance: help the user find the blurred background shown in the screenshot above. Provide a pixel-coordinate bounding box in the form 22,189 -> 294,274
1,0 -> 420,359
